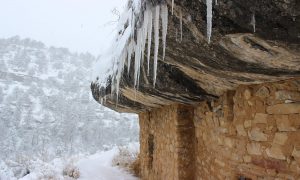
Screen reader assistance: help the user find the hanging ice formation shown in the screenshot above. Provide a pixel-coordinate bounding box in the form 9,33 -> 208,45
206,0 -> 213,43
93,0 -> 169,99
161,4 -> 168,61
251,13 -> 256,33
172,0 -> 174,15
153,6 -> 160,87
175,28 -> 178,42
180,10 -> 183,42
93,0 -> 215,101
146,9 -> 153,75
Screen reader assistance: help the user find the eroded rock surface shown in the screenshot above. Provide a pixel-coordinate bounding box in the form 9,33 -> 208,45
91,0 -> 300,113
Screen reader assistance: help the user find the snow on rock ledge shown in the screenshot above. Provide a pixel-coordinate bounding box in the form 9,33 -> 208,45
93,0 -> 169,102
91,0 -> 300,113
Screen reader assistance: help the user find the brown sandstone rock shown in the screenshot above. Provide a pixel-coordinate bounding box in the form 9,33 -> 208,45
275,115 -> 297,132
267,103 -> 300,115
255,86 -> 270,98
255,100 -> 266,113
243,155 -> 252,163
248,127 -> 268,142
247,143 -> 262,155
236,124 -> 247,136
214,159 -> 225,167
266,145 -> 286,160
138,79 -> 300,179
253,113 -> 268,124
244,89 -> 252,100
224,137 -> 235,148
244,120 -> 252,129
292,146 -> 300,158
275,90 -> 300,102
273,133 -> 288,145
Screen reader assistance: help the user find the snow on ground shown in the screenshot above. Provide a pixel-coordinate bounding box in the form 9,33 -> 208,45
77,147 -> 137,180
0,144 -> 139,180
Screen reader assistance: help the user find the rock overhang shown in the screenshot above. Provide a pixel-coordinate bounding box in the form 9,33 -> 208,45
91,0 -> 300,113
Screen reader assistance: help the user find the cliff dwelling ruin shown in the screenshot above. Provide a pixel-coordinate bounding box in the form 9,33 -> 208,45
92,0 -> 300,179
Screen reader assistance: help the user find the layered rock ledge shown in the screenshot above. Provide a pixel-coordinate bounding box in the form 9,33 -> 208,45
91,0 -> 300,113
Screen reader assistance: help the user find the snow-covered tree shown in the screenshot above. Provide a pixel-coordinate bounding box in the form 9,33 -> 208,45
0,37 -> 139,162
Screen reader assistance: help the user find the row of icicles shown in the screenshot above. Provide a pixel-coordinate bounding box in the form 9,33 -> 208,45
109,0 -> 215,101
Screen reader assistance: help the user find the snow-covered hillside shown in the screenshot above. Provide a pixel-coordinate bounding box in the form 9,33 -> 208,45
1,143 -> 139,180
0,36 -> 139,179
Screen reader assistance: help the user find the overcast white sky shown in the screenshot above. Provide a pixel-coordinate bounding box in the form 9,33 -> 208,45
0,0 -> 126,55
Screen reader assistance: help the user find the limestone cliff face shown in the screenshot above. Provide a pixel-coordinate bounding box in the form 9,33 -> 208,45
91,0 -> 300,113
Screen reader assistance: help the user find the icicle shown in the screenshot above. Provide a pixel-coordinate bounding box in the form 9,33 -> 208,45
94,2 -> 171,98
127,40 -> 134,73
180,10 -> 183,42
136,38 -> 142,90
131,12 -> 136,41
110,74 -> 115,97
172,0 -> 174,15
147,8 -> 153,75
134,29 -> 143,88
153,5 -> 160,87
175,28 -> 178,42
161,4 -> 168,61
141,9 -> 149,66
215,0 -> 218,5
206,0 -> 213,43
251,13 -> 256,33
116,50 -> 127,99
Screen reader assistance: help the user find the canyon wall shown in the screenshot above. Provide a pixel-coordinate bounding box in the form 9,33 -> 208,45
139,79 -> 300,179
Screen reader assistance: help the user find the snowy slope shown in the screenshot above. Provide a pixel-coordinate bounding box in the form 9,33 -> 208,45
0,143 -> 139,180
0,36 -> 139,178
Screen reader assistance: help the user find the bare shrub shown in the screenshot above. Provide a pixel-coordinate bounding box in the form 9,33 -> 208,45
112,146 -> 140,177
129,154 -> 140,177
63,164 -> 80,179
38,175 -> 58,180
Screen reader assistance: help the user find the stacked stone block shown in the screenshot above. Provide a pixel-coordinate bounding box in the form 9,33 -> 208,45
139,79 -> 300,179
139,105 -> 195,180
194,79 -> 300,179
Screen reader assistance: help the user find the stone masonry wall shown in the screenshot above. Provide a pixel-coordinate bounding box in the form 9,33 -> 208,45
194,79 -> 300,179
139,104 -> 195,180
139,79 -> 300,179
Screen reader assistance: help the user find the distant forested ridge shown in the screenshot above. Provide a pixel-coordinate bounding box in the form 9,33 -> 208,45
0,36 -> 139,161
